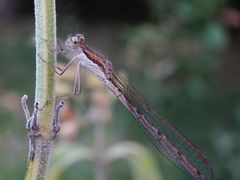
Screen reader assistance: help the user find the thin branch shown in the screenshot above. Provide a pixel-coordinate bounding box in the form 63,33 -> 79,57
24,0 -> 57,179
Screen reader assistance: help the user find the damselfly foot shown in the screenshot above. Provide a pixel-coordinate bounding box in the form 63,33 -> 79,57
21,95 -> 41,161
39,53 -> 82,98
40,37 -> 71,55
38,54 -> 63,75
52,101 -> 64,139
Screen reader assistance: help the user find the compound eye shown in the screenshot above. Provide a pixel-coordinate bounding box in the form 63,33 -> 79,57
79,36 -> 85,46
71,37 -> 78,44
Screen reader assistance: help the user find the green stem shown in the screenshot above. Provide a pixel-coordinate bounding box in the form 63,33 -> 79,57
25,0 -> 56,179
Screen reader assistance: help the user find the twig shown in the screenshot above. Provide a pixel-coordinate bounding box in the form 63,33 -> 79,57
24,0 -> 57,179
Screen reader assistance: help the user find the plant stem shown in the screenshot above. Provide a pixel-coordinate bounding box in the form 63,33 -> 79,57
24,0 -> 56,179
94,122 -> 107,180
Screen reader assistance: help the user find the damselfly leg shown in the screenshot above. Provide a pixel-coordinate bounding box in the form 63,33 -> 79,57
21,95 -> 41,161
39,37 -> 83,97
21,95 -> 64,160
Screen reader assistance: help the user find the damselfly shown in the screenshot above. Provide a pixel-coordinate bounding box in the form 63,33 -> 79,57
46,34 -> 213,180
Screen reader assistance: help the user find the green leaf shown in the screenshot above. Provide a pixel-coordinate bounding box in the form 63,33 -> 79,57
107,141 -> 164,180
49,142 -> 94,180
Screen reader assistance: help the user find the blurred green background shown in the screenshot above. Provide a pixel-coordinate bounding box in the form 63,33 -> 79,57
0,0 -> 240,179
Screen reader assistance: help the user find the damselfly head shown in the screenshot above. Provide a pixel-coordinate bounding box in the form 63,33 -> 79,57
65,34 -> 86,50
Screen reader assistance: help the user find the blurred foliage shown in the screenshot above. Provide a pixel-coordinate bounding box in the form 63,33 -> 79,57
0,0 -> 240,180
49,141 -> 162,180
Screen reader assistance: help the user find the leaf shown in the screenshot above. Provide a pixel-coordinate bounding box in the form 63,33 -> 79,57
107,141 -> 164,180
48,142 -> 94,180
